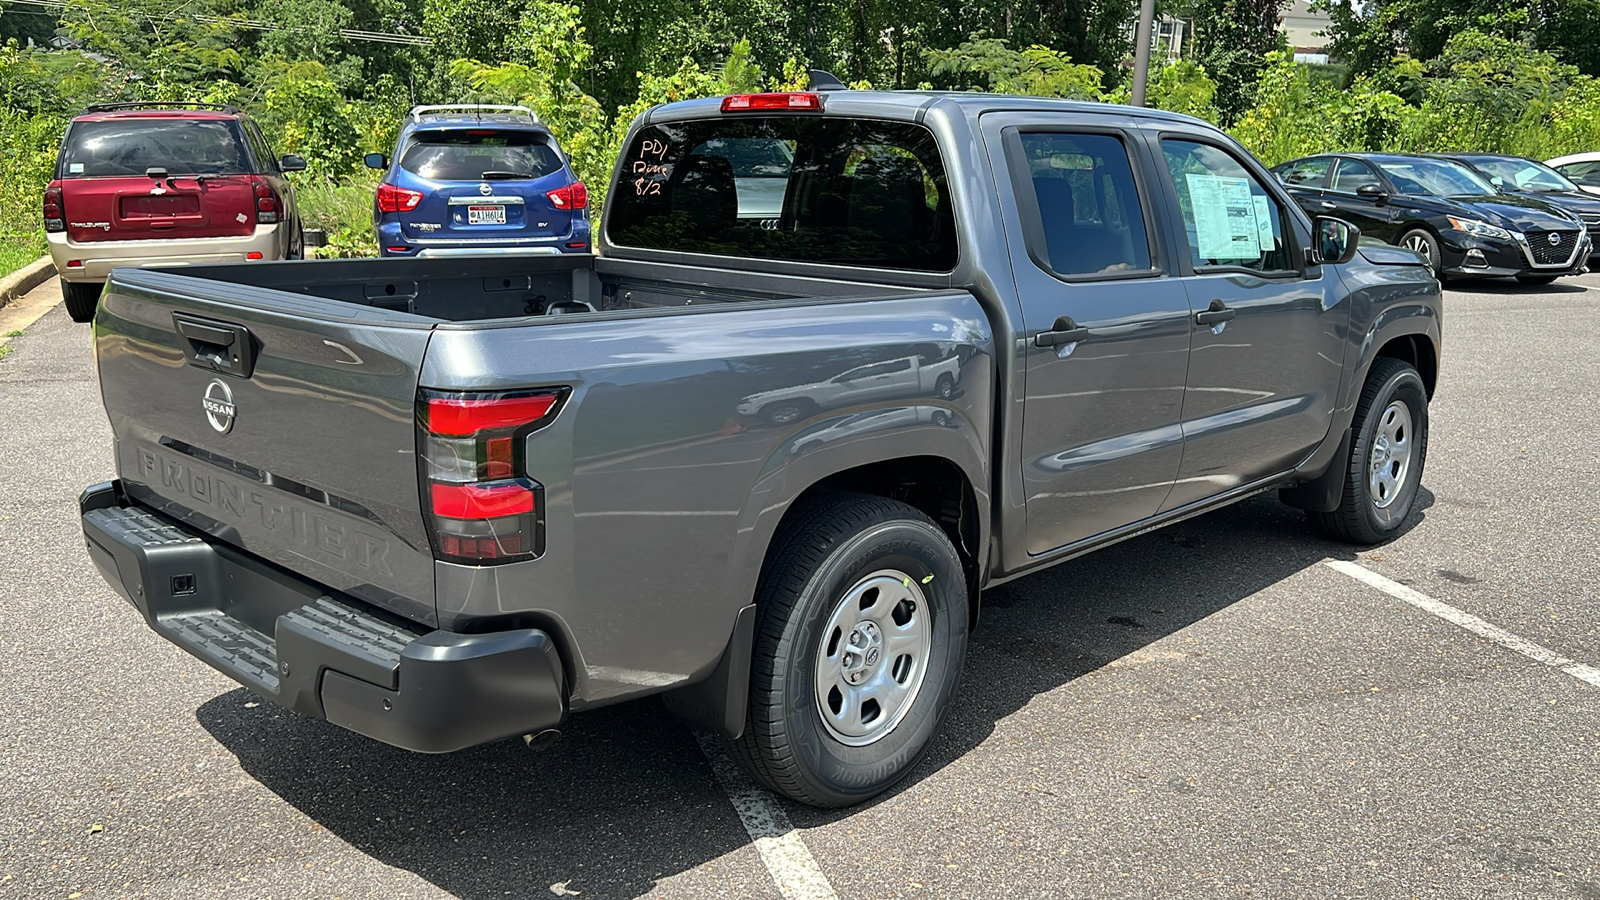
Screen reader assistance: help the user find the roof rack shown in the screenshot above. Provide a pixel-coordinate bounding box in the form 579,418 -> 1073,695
408,104 -> 541,124
81,101 -> 241,115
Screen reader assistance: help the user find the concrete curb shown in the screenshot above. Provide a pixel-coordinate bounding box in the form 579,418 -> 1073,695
0,256 -> 54,312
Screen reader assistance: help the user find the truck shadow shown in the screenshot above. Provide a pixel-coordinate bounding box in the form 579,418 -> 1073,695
196,491 -> 1430,899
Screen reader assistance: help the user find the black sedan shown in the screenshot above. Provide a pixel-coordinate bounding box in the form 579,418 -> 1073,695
1273,153 -> 1592,284
1433,153 -> 1600,265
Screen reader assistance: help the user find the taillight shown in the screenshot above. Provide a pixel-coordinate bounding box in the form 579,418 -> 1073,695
418,388 -> 567,563
547,182 -> 587,210
253,179 -> 281,224
43,185 -> 64,233
721,93 -> 823,112
377,183 -> 423,213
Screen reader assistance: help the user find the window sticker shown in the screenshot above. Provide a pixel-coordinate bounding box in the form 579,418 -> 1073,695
1186,173 -> 1260,260
1252,195 -> 1276,252
68,162 -> 85,174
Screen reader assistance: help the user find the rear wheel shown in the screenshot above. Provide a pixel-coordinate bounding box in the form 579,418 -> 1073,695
1307,357 -> 1428,543
61,279 -> 100,324
762,400 -> 814,426
728,492 -> 969,807
1515,274 -> 1559,285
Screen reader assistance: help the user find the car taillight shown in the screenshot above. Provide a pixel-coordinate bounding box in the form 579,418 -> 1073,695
253,179 -> 281,224
377,183 -> 423,213
43,185 -> 64,233
547,182 -> 587,210
721,92 -> 823,112
418,388 -> 567,563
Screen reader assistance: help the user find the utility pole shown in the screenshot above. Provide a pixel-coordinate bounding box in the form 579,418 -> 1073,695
1130,0 -> 1157,107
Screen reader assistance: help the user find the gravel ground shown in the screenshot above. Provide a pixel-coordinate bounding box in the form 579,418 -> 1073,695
2,272 -> 1597,899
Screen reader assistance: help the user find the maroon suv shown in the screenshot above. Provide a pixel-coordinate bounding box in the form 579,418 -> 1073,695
44,102 -> 305,322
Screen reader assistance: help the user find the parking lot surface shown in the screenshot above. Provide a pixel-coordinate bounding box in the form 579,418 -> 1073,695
2,273 -> 1598,899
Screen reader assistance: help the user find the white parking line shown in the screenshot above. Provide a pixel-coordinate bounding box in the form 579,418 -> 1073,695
1325,559 -> 1600,689
695,732 -> 840,900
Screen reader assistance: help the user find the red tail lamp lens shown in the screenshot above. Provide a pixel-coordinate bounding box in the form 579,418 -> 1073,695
418,388 -> 567,564
547,182 -> 588,210
426,392 -> 560,436
377,183 -> 423,213
430,481 -> 535,518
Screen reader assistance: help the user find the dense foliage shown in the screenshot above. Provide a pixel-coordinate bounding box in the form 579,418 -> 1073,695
1,0 -> 1599,265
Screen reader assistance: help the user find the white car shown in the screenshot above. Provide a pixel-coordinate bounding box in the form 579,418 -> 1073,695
1546,153 -> 1600,196
738,353 -> 962,425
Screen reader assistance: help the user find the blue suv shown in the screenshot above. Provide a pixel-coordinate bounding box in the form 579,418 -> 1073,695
364,105 -> 590,257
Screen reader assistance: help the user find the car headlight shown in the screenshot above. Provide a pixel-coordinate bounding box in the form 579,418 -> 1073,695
1446,216 -> 1514,241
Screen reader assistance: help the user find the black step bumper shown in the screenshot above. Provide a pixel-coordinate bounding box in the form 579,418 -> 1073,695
79,481 -> 565,753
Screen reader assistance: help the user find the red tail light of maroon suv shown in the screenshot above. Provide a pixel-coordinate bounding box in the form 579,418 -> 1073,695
45,103 -> 306,322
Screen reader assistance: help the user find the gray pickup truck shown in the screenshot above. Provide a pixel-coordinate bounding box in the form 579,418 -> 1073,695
79,91 -> 1441,807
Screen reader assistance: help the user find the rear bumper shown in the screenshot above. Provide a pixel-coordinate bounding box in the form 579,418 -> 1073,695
79,481 -> 566,753
376,218 -> 591,257
49,227 -> 284,283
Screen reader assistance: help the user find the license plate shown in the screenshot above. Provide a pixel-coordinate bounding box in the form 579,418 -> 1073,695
467,205 -> 506,225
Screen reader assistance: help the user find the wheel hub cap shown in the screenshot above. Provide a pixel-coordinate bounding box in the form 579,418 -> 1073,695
814,570 -> 934,747
1368,400 -> 1414,509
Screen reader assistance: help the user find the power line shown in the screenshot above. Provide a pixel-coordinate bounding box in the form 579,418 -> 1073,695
0,0 -> 434,45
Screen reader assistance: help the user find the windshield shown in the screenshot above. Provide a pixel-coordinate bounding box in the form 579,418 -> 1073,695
399,130 -> 564,181
59,119 -> 251,177
1375,158 -> 1495,197
1468,158 -> 1580,193
608,116 -> 956,272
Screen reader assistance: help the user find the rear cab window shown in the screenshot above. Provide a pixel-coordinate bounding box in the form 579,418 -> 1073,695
1005,131 -> 1155,279
399,130 -> 564,182
608,116 -> 957,272
59,118 -> 251,177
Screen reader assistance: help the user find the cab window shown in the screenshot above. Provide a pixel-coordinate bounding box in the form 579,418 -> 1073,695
1161,138 -> 1294,274
1010,132 -> 1153,278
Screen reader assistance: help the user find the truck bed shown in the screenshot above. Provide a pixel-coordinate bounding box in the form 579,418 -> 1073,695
158,254 -> 939,322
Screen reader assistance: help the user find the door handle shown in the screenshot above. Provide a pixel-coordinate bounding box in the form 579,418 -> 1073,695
1034,316 -> 1090,348
1319,201 -> 1337,210
1194,299 -> 1237,326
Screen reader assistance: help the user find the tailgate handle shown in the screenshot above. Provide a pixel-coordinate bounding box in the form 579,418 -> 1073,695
173,313 -> 257,378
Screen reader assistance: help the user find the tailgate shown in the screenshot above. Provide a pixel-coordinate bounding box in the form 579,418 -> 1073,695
64,175 -> 257,243
95,270 -> 440,625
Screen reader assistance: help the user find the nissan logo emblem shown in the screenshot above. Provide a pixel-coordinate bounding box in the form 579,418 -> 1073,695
479,182 -> 493,196
1548,232 -> 1562,246
203,379 -> 236,434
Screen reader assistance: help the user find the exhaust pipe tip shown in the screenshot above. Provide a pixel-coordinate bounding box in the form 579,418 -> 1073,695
523,728 -> 562,751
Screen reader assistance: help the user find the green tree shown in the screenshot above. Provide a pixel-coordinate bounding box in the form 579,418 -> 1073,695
1185,0 -> 1289,122
924,38 -> 1104,98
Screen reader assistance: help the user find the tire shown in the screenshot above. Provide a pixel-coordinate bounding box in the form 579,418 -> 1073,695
62,279 -> 100,324
728,492 -> 969,807
762,400 -> 813,427
1515,274 -> 1559,285
1307,357 -> 1429,543
1399,228 -> 1443,276
935,373 -> 956,400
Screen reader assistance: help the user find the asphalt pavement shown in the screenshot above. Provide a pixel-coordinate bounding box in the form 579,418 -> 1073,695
2,272 -> 1598,899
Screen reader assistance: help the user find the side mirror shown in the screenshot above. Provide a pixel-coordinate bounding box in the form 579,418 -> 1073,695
279,154 -> 307,173
1356,183 -> 1388,203
364,153 -> 388,170
1311,216 -> 1361,265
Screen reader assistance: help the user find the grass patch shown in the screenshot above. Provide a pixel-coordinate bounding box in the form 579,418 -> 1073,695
0,234 -> 44,280
0,344 -> 14,361
4,330 -> 23,337
293,174 -> 380,259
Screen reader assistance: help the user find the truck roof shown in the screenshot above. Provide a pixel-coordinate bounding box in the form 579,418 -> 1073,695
640,90 -> 1220,131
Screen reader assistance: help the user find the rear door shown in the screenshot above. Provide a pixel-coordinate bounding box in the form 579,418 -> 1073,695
95,271 -> 440,625
395,129 -> 575,241
57,117 -> 258,243
1274,156 -> 1332,215
982,114 -> 1194,554
1323,157 -> 1402,241
1153,134 -> 1348,510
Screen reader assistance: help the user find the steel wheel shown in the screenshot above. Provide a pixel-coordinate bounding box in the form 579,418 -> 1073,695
1367,400 -> 1413,509
813,569 -> 933,747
